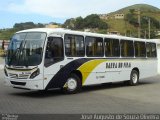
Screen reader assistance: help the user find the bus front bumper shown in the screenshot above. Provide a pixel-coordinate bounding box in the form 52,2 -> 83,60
4,78 -> 44,90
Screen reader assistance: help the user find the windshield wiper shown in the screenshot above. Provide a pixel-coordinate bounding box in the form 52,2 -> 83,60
8,40 -> 24,66
20,41 -> 29,67
8,48 -> 20,66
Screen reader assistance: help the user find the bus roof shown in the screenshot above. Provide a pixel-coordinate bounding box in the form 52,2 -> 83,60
16,28 -> 155,42
149,39 -> 160,44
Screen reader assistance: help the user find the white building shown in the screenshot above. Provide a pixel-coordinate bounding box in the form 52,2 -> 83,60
114,14 -> 125,19
99,13 -> 124,20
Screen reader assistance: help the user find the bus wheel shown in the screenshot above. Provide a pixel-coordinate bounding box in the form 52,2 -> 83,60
129,70 -> 139,86
63,74 -> 82,94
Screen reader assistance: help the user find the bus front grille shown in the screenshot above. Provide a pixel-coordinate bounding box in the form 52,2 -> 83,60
8,73 -> 30,79
11,81 -> 26,86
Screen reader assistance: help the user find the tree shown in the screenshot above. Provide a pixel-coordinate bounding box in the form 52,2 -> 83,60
37,23 -> 45,28
141,16 -> 159,38
13,22 -> 45,30
63,14 -> 108,30
74,17 -> 84,29
63,18 -> 75,29
84,14 -> 100,28
126,12 -> 138,27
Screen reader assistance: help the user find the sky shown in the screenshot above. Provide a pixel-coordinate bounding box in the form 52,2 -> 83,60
0,0 -> 159,29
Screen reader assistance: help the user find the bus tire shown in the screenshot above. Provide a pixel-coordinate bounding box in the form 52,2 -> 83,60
63,74 -> 82,94
128,70 -> 139,86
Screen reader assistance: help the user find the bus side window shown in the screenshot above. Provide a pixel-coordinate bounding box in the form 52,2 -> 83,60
121,40 -> 134,57
86,36 -> 104,57
134,41 -> 146,57
152,43 -> 157,57
146,43 -> 157,58
104,38 -> 120,57
64,34 -> 84,57
45,37 -> 64,67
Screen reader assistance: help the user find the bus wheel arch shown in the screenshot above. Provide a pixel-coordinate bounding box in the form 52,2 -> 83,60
71,70 -> 83,83
132,67 -> 140,77
63,70 -> 82,94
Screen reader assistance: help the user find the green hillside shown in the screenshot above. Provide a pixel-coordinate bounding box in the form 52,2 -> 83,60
114,4 -> 160,20
106,19 -> 137,36
115,4 -> 160,14
105,4 -> 160,38
62,4 -> 160,38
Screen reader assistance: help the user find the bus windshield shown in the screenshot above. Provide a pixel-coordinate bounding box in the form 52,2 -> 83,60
6,32 -> 46,66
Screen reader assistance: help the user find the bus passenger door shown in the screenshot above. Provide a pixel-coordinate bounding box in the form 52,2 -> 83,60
43,36 -> 64,89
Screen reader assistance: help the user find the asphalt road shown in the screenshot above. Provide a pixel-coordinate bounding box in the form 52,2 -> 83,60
0,67 -> 160,114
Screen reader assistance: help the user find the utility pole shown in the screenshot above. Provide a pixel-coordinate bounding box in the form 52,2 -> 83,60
148,18 -> 150,39
137,9 -> 141,38
144,30 -> 146,39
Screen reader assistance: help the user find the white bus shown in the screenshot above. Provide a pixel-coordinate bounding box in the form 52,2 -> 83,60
4,28 -> 158,93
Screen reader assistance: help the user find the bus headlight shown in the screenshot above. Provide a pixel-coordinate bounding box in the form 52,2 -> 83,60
4,68 -> 8,77
30,68 -> 40,79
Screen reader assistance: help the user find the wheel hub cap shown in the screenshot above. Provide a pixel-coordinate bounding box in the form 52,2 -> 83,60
67,78 -> 77,90
132,73 -> 138,83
